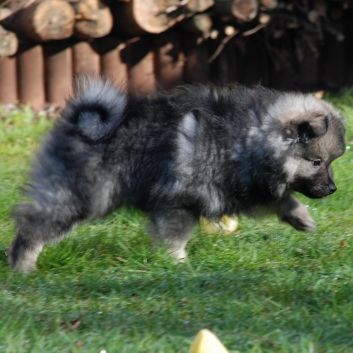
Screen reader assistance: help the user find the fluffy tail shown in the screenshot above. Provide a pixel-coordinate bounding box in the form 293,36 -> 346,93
62,77 -> 127,141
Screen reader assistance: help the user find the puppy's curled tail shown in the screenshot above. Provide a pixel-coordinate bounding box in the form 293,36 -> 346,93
62,77 -> 127,141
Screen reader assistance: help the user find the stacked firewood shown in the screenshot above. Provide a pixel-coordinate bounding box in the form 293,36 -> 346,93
0,0 -> 353,108
0,0 -> 114,53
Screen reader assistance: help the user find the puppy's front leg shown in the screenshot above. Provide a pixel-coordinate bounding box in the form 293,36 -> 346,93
276,194 -> 316,231
147,209 -> 198,261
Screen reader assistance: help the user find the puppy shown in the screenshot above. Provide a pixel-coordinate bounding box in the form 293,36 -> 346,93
8,78 -> 346,271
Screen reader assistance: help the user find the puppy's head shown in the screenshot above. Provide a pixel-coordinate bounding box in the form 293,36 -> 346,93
269,94 -> 346,199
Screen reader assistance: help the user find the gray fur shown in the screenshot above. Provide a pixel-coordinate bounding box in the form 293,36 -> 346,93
8,80 -> 346,271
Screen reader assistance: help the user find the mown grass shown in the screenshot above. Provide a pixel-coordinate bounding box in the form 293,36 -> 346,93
1,94 -> 353,353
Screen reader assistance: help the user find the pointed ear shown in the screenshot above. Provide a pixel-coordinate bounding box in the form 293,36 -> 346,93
283,116 -> 328,141
297,116 -> 328,143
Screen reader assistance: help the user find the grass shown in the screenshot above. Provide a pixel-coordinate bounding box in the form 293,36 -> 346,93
1,94 -> 353,353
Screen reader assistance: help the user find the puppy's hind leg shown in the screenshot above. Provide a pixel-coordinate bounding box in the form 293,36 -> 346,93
147,209 -> 198,261
9,194 -> 86,272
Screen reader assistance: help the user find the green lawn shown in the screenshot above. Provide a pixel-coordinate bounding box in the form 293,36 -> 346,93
1,94 -> 353,353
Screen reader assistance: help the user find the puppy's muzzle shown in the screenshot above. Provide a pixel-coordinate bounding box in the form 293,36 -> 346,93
329,182 -> 337,195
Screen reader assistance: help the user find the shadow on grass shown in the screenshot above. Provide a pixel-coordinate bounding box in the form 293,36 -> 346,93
3,257 -> 353,344
2,210 -> 353,351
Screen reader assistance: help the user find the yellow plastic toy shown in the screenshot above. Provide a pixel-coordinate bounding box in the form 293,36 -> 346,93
200,215 -> 238,234
189,329 -> 229,353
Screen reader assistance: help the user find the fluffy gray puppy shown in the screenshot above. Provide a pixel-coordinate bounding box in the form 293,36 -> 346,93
8,78 -> 346,271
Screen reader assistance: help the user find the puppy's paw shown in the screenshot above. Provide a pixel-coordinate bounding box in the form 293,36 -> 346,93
277,195 -> 316,232
281,206 -> 316,231
8,233 -> 42,272
168,248 -> 188,263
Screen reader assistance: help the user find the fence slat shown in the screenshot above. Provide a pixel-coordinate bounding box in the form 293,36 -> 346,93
44,40 -> 73,106
127,36 -> 156,94
17,43 -> 45,109
0,56 -> 17,104
99,37 -> 128,89
73,40 -> 100,76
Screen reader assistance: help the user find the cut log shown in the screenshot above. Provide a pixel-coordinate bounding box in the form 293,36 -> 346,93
210,29 -> 219,40
111,0 -> 187,36
70,0 -> 98,20
17,43 -> 45,109
181,14 -> 212,39
73,40 -> 100,75
0,0 -> 75,42
259,13 -> 270,24
5,0 -> 34,12
0,7 -> 12,19
214,0 -> 258,22
154,31 -> 184,90
0,55 -> 18,103
0,25 -> 18,57
43,40 -> 73,106
308,0 -> 326,23
232,0 -> 258,21
224,25 -> 237,36
73,0 -> 113,40
0,7 -> 18,56
99,37 -> 128,89
308,10 -> 320,23
185,0 -> 214,13
260,0 -> 277,10
127,36 -> 156,94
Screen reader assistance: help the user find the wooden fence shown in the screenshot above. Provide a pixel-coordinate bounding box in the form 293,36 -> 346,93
0,0 -> 353,109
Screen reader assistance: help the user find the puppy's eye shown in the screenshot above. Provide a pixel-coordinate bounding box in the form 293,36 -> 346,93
313,159 -> 321,167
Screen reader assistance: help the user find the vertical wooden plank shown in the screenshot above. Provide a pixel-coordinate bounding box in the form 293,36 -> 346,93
294,32 -> 319,92
209,34 -> 237,84
182,34 -> 209,84
43,40 -> 73,106
268,31 -> 296,91
73,40 -> 100,76
236,33 -> 269,87
320,25 -> 345,90
343,20 -> 353,88
127,36 -> 156,94
99,36 -> 128,89
17,43 -> 45,109
0,56 -> 18,104
154,31 -> 184,90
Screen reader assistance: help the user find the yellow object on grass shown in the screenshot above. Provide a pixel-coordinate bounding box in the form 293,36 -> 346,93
200,215 -> 238,234
189,329 -> 229,353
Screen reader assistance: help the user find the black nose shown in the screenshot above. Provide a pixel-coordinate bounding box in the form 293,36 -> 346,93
329,183 -> 337,194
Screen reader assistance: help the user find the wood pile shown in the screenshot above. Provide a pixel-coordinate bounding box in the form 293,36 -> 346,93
0,0 -> 353,108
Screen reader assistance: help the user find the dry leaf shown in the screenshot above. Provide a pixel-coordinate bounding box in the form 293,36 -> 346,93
116,256 -> 128,262
60,317 -> 82,332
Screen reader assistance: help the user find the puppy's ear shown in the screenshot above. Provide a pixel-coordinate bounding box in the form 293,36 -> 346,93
297,116 -> 328,143
285,116 -> 328,143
